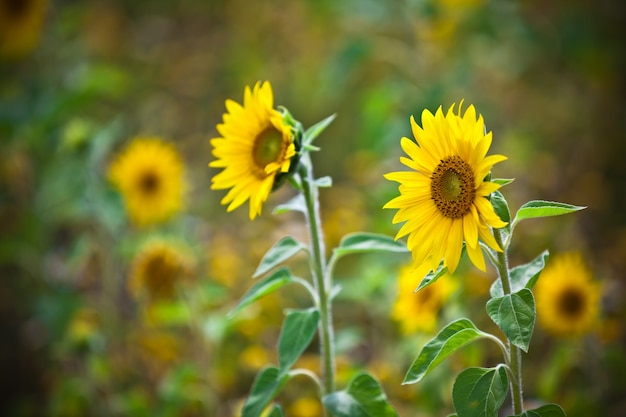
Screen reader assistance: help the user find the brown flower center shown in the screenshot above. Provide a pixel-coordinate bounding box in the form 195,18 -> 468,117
430,155 -> 475,218
4,0 -> 31,17
252,126 -> 285,176
139,170 -> 160,196
557,287 -> 586,319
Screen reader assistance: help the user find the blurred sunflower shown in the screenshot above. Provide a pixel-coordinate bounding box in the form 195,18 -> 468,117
535,252 -> 601,338
392,264 -> 458,334
108,137 -> 185,227
128,240 -> 193,302
210,81 -> 296,220
384,102 -> 507,273
0,0 -> 46,59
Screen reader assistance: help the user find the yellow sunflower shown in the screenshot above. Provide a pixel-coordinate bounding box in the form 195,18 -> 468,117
108,137 -> 185,227
128,240 -> 193,302
0,0 -> 47,59
392,264 -> 458,334
535,252 -> 600,338
210,81 -> 296,220
384,102 -> 507,274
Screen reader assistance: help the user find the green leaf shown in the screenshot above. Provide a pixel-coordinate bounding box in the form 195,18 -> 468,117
253,236 -> 307,278
267,404 -> 285,417
490,250 -> 549,298
273,194 -> 306,215
486,289 -> 536,352
303,113 -> 336,145
492,178 -> 515,187
491,191 -> 511,225
452,365 -> 508,417
415,260 -> 448,292
278,308 -> 320,374
229,268 -> 295,318
323,372 -> 398,417
512,200 -> 585,226
332,232 -> 408,259
507,403 -> 567,417
314,176 -> 333,188
403,319 -> 490,384
241,367 -> 290,417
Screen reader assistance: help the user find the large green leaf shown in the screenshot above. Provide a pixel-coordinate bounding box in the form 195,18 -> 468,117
228,268 -> 294,318
452,365 -> 508,417
278,308 -> 320,374
486,289 -> 536,352
403,319 -> 490,384
332,232 -> 408,259
512,200 -> 585,227
253,236 -> 307,278
303,113 -> 336,146
323,372 -> 398,417
507,404 -> 567,417
490,250 -> 549,298
241,367 -> 290,417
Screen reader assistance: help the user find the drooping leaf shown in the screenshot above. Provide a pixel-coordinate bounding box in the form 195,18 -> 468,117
332,232 -> 408,259
486,289 -> 536,352
452,365 -> 508,417
507,403 -> 567,417
278,308 -> 320,374
273,194 -> 306,215
241,367 -> 290,417
303,113 -> 336,145
323,372 -> 398,417
490,250 -> 549,298
228,268 -> 295,318
253,236 -> 307,278
512,201 -> 585,227
403,319 -> 490,384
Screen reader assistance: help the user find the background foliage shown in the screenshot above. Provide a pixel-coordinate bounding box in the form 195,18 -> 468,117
1,0 -> 625,416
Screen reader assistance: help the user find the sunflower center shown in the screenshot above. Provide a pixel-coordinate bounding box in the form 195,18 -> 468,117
139,170 -> 160,196
430,156 -> 475,218
557,287 -> 586,319
4,0 -> 31,17
144,254 -> 178,298
253,126 -> 285,170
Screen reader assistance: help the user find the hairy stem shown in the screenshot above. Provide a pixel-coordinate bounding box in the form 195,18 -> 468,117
299,156 -> 336,397
493,228 -> 524,414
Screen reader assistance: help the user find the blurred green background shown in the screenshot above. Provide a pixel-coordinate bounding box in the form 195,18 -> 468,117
1,0 -> 625,416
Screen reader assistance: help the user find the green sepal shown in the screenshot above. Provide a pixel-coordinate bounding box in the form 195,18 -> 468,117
403,319 -> 491,384
415,259 -> 448,292
490,250 -> 549,298
507,404 -> 567,417
452,365 -> 508,417
492,178 -> 515,187
314,176 -> 332,188
512,200 -> 586,227
323,372 -> 398,417
241,367 -> 290,417
253,236 -> 307,278
486,288 -> 535,352
490,191 -> 511,232
303,113 -> 336,146
278,308 -> 320,375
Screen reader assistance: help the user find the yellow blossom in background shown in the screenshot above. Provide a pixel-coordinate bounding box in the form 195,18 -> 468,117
210,81 -> 296,220
287,397 -> 322,417
535,252 -> 601,338
128,239 -> 194,302
0,0 -> 46,59
67,307 -> 99,344
108,137 -> 185,227
384,102 -> 507,274
392,264 -> 458,334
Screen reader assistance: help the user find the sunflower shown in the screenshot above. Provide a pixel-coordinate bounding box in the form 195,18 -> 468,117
108,137 -> 185,227
0,0 -> 47,59
392,264 -> 458,334
535,252 -> 600,338
384,102 -> 507,274
210,81 -> 296,220
128,240 -> 193,302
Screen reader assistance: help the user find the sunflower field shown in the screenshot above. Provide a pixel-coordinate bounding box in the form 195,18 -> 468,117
2,1 -> 625,416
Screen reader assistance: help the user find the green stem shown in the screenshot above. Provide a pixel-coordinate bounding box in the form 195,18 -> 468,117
493,228 -> 524,414
298,155 -> 336,397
